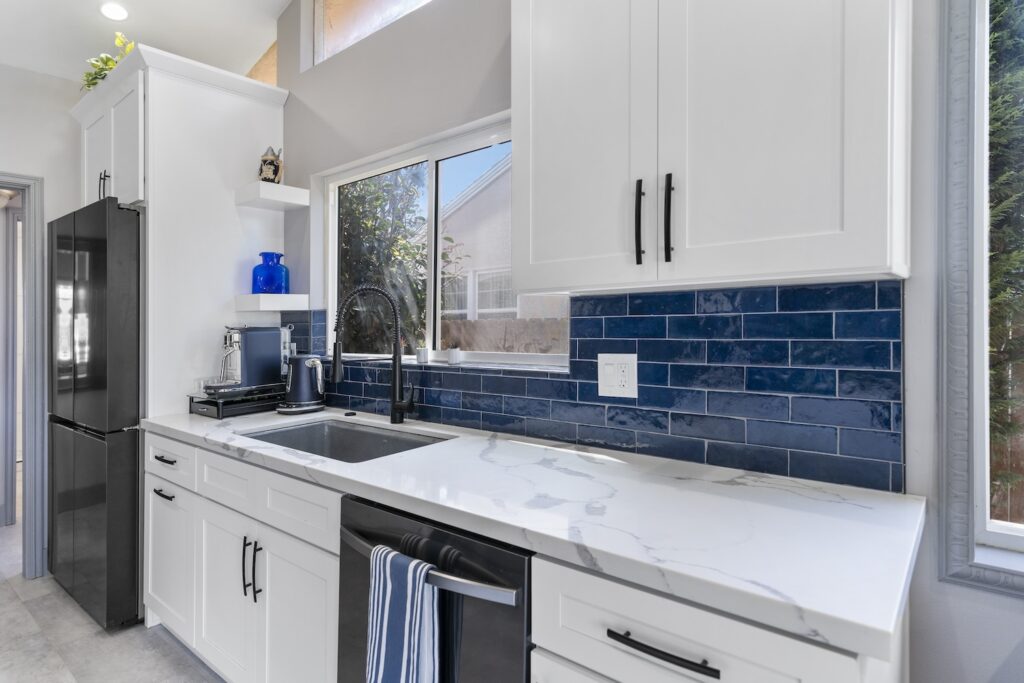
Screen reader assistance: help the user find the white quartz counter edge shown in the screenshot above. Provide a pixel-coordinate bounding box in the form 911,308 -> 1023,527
141,409 -> 925,661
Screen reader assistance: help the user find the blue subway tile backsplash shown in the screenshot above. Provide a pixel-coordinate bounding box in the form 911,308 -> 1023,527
324,281 -> 905,493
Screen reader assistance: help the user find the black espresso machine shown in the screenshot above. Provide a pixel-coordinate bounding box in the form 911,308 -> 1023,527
190,326 -> 286,418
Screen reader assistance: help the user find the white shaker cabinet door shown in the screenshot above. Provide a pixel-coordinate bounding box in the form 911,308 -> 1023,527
253,523 -> 339,683
511,0 -> 659,292
82,109 -> 112,204
194,498 -> 260,683
109,70 -> 145,204
656,0 -> 910,285
144,475 -> 197,646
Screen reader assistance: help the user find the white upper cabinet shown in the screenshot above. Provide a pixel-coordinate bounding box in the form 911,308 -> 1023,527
511,0 -> 659,292
512,0 -> 910,293
74,70 -> 145,205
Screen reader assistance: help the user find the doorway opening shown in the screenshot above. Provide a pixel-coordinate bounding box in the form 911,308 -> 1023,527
0,186 -> 24,578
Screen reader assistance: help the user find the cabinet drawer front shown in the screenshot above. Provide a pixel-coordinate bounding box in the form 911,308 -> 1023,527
145,433 -> 197,490
532,559 -> 859,683
196,449 -> 340,554
532,648 -> 613,682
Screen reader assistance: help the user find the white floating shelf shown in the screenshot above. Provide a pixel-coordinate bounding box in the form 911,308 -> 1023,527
235,294 -> 309,312
235,181 -> 310,210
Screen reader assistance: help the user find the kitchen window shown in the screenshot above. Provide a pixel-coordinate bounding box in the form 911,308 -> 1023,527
326,117 -> 569,365
314,0 -> 432,65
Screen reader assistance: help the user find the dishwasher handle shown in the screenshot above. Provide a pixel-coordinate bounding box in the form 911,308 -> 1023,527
340,523 -> 520,607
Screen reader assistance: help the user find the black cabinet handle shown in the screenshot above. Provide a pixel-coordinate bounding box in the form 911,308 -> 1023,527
97,172 -> 103,200
98,170 -> 110,199
251,541 -> 263,603
606,629 -> 720,680
634,179 -> 646,265
242,536 -> 253,597
153,488 -> 175,502
664,173 -> 674,262
154,454 -> 177,466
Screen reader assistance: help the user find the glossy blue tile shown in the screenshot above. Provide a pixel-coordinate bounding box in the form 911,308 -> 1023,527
481,375 -> 527,396
325,394 -> 349,409
501,368 -> 551,378
441,372 -> 482,392
747,420 -> 837,453
877,281 -> 902,309
481,412 -> 525,434
570,360 -> 598,382
607,406 -> 669,433
790,341 -> 891,369
891,463 -> 904,493
577,339 -> 637,360
706,442 -> 788,475
839,428 -> 902,462
412,404 -> 443,422
628,291 -> 695,316
346,366 -> 375,383
570,317 -> 604,339
364,383 -> 391,399
670,365 -> 744,390
350,397 -> 386,414
637,386 -> 706,412
281,311 -> 311,324
570,339 -> 578,360
778,283 -> 876,311
336,380 -> 363,396
636,433 -> 706,463
667,315 -> 741,339
835,311 -> 901,340
708,340 -> 788,366
746,367 -> 836,396
525,418 -> 577,442
527,378 -> 578,401
292,336 -> 311,353
671,414 -> 745,442
311,309 -> 328,325
503,396 -> 551,418
462,392 -> 503,413
578,425 -> 636,450
789,452 -> 891,491
311,323 -> 327,338
743,312 -> 833,339
637,340 -> 705,363
311,338 -> 327,355
441,408 -> 481,429
412,371 -> 444,388
571,294 -> 627,317
790,397 -> 891,430
578,382 -> 637,406
697,287 -> 777,314
424,388 -> 461,408
605,316 -> 667,338
837,370 -> 901,401
893,404 -> 903,432
637,362 -> 669,386
551,401 -> 606,426
707,392 -> 789,420
892,342 -> 902,371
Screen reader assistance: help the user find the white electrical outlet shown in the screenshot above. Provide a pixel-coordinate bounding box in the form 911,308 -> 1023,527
597,353 -> 638,398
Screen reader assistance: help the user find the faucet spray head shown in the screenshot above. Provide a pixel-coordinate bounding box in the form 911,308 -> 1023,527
331,340 -> 345,384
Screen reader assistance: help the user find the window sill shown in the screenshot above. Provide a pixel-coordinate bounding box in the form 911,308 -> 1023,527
328,353 -> 570,376
974,544 -> 1024,577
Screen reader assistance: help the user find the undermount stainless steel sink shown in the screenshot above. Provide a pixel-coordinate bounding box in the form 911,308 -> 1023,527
246,420 -> 447,463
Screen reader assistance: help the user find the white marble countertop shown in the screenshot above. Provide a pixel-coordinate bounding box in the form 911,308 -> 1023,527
142,408 -> 925,661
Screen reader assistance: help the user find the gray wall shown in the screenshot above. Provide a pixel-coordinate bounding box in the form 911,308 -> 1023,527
0,64 -> 81,222
277,0 -> 511,303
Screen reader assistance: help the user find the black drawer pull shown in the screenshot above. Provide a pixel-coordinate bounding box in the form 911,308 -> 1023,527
252,541 -> 263,603
242,536 -> 253,596
606,629 -> 720,680
154,454 -> 177,466
634,178 -> 646,265
664,172 -> 674,262
153,488 -> 175,502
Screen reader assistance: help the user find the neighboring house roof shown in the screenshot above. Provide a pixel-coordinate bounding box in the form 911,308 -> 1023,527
440,153 -> 511,221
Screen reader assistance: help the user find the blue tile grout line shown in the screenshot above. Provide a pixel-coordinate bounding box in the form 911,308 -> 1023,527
321,281 -> 905,493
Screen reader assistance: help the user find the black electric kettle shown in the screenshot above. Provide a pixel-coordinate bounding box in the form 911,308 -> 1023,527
278,355 -> 325,414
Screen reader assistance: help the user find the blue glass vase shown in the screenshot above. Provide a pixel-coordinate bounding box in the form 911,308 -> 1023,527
251,252 -> 290,294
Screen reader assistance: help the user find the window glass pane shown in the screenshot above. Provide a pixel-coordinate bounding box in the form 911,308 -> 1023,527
437,143 -> 569,354
317,0 -> 432,64
989,0 -> 1024,525
337,162 -> 428,354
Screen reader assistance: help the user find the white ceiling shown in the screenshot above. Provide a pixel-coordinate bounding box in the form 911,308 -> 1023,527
0,0 -> 290,83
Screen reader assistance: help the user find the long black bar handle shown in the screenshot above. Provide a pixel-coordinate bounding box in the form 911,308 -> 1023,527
99,170 -> 110,199
251,541 -> 263,603
97,172 -> 103,200
635,178 -> 646,265
242,536 -> 253,597
664,173 -> 674,262
153,488 -> 175,502
154,455 -> 177,466
606,629 -> 721,680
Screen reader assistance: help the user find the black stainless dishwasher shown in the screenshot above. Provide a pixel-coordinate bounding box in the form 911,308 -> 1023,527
338,495 -> 532,682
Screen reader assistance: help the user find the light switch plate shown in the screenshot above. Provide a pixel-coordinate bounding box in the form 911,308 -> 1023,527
597,353 -> 638,398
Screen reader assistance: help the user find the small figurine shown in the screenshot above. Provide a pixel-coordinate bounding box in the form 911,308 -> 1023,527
259,147 -> 283,184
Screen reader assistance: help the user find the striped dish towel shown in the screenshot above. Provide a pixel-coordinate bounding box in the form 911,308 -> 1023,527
366,544 -> 439,683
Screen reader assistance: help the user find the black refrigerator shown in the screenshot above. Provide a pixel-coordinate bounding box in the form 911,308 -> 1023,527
48,197 -> 141,629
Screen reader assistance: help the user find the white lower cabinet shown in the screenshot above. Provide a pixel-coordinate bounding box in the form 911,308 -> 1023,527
143,434 -> 340,683
532,648 -> 613,682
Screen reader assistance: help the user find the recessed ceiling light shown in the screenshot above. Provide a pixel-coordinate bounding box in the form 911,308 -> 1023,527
100,3 -> 128,21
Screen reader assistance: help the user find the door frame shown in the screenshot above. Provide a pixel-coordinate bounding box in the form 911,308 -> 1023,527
0,172 -> 47,578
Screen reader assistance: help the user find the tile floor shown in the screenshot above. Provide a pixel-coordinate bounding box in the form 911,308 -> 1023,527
0,463 -> 221,682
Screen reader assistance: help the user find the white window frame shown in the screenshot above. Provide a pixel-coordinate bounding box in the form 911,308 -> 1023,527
323,112 -> 569,368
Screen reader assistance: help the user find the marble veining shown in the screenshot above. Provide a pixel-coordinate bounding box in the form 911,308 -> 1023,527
142,408 -> 924,661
